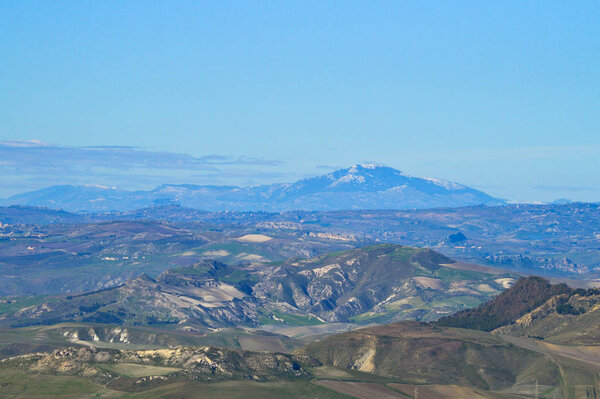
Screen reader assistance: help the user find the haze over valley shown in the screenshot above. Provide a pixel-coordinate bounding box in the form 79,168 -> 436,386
2,1 -> 599,398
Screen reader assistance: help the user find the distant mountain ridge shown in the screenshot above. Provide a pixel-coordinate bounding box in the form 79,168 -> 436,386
1,164 -> 504,212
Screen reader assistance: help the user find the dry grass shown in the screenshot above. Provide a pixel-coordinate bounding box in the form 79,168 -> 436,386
314,380 -> 405,399
99,363 -> 181,377
389,383 -> 491,399
539,342 -> 600,367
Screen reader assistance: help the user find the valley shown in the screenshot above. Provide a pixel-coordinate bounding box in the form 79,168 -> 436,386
3,201 -> 600,300
3,1 -> 597,396
5,281 -> 600,399
4,259 -> 600,397
1,204 -> 600,398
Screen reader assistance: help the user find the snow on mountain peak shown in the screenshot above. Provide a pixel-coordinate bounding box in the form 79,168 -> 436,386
424,177 -> 465,190
353,162 -> 383,170
2,163 -> 503,212
345,163 -> 388,175
331,173 -> 366,186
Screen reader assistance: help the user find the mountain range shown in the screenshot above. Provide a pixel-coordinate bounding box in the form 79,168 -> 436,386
1,164 -> 503,212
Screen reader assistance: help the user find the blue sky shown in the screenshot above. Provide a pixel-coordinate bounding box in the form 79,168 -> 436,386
1,1 -> 599,202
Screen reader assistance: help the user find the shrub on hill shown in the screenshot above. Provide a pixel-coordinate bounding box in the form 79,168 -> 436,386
436,276 -> 572,331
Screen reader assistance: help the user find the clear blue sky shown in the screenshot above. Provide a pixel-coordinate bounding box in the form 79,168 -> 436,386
1,1 -> 599,202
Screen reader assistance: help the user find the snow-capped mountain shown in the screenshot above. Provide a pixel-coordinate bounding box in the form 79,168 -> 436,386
1,164 -> 504,212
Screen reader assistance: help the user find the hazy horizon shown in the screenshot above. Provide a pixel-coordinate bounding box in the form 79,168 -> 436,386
1,2 -> 599,202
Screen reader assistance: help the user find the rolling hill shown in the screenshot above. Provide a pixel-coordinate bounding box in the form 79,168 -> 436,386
299,322 -> 559,391
0,261 -> 259,330
0,245 -> 516,331
436,275 -> 600,346
0,345 -> 319,390
5,201 -> 600,279
297,279 -> 600,396
493,290 -> 600,344
6,274 -> 600,397
435,276 -> 573,331
253,244 -> 515,324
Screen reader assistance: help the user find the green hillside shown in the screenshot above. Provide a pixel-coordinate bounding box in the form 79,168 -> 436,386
0,245 -> 515,332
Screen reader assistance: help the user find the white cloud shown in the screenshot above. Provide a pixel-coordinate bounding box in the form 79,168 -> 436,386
0,140 -> 285,197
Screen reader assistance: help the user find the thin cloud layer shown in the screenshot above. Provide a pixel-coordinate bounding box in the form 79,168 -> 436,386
0,140 -> 284,197
534,185 -> 600,192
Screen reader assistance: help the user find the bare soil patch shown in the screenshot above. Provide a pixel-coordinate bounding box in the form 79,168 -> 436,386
236,234 -> 273,243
